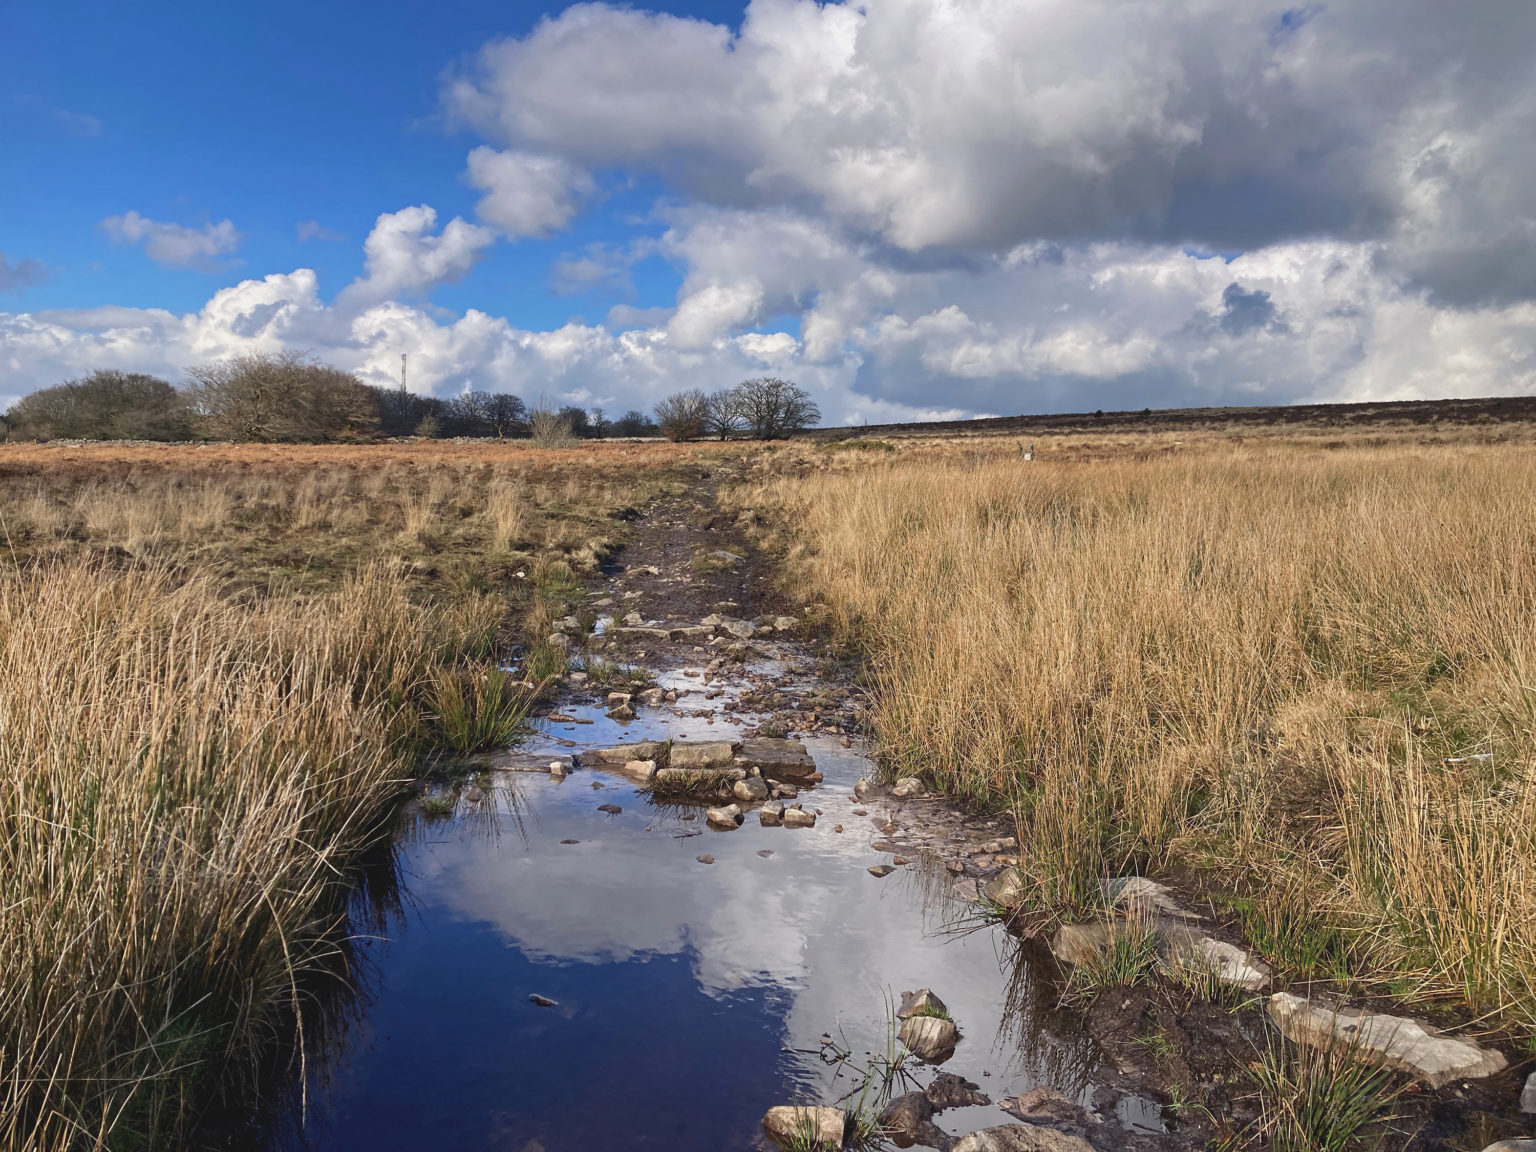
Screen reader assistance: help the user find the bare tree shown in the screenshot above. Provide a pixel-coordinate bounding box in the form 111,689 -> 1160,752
654,389 -> 711,441
733,377 -> 820,439
187,352 -> 377,441
702,387 -> 748,440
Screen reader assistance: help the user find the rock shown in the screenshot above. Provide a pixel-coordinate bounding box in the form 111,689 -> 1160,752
738,737 -> 818,782
773,616 -> 798,631
760,800 -> 785,826
1049,923 -> 1115,966
607,691 -> 633,706
877,1092 -> 950,1150
982,868 -> 1026,910
897,989 -> 948,1020
783,808 -> 817,828
654,767 -> 746,792
619,759 -> 656,782
1522,1070 -> 1536,1112
1159,924 -> 1271,990
597,803 -> 622,814
757,849 -> 774,857
733,776 -> 770,802
546,632 -> 572,651
628,564 -> 660,575
702,613 -> 725,627
464,786 -> 484,803
607,704 -> 636,721
583,741 -> 666,765
697,854 -> 715,865
925,1072 -> 990,1110
637,687 -> 665,707
853,778 -> 875,799
554,615 -> 581,632
612,626 -> 671,641
899,1015 -> 959,1063
483,751 -> 575,774
529,994 -> 558,1008
950,1124 -> 1094,1152
706,804 -> 744,828
622,612 -> 643,627
892,777 -> 925,798
549,761 -> 567,779
1267,993 -> 1509,1088
723,619 -> 756,639
669,625 -> 713,642
778,784 -> 799,798
670,740 -> 739,769
1002,1087 -> 1094,1134
869,864 -> 897,878
1103,876 -> 1195,920
1482,1142 -> 1536,1152
762,1106 -> 845,1150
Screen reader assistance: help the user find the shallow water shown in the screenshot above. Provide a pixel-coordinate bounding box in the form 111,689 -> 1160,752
252,701 -> 1114,1152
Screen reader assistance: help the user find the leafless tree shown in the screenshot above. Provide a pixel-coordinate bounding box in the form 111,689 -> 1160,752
733,377 -> 820,439
654,388 -> 711,441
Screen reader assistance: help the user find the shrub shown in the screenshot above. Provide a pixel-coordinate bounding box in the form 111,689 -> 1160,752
655,389 -> 711,441
5,369 -> 192,441
186,352 -> 377,442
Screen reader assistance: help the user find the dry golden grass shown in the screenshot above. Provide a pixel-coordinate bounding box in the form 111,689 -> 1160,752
736,438 -> 1536,1035
0,440 -> 706,1150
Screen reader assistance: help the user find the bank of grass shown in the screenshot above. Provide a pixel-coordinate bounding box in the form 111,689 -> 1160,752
734,438 -> 1536,1038
0,440 -> 702,1150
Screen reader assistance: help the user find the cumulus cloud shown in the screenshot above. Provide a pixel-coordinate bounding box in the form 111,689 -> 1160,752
0,253 -> 46,296
337,205 -> 495,307
464,146 -> 595,238
101,211 -> 241,270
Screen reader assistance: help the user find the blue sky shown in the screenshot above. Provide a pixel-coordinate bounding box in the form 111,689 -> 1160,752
2,0 -> 1533,420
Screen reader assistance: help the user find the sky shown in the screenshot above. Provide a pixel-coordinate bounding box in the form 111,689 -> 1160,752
2,0 -> 1535,424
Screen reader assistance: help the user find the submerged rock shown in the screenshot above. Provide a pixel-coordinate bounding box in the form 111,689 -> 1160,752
1001,1087 -> 1095,1135
1267,993 -> 1508,1088
925,1072 -> 990,1111
897,989 -> 948,1020
528,994 -> 558,1008
597,803 -> 622,815
951,1124 -> 1093,1152
697,854 -> 715,865
706,803 -> 744,828
582,741 -> 666,765
877,1092 -> 950,1150
762,1106 -> 845,1150
868,864 -> 897,878
899,1015 -> 959,1063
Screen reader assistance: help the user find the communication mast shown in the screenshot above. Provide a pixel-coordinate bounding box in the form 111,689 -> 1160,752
400,353 -> 408,395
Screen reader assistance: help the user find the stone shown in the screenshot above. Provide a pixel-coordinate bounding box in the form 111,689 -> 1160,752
670,625 -> 713,642
1482,1143 -> 1536,1152
1267,993 -> 1509,1088
757,849 -> 774,858
760,800 -> 785,826
762,1106 -> 845,1150
612,626 -> 671,641
702,613 -> 725,627
1522,1070 -> 1536,1112
869,864 -> 897,878
738,737 -> 818,782
607,691 -> 632,706
778,784 -> 800,798
982,868 -> 1026,910
1102,876 -> 1195,920
950,1124 -> 1094,1152
899,1015 -> 959,1063
723,619 -> 756,639
622,612 -> 643,627
706,804 -> 743,828
1001,1088 -> 1094,1134
549,761 -> 567,779
637,687 -> 665,707
606,704 -> 636,721
583,741 -> 666,765
783,808 -> 817,828
733,776 -> 770,802
877,1092 -> 950,1150
892,777 -> 925,798
1159,924 -> 1271,990
897,989 -> 948,1020
619,759 -> 656,782
554,615 -> 581,632
1049,923 -> 1115,966
597,803 -> 622,814
483,751 -> 575,774
853,778 -> 875,799
529,994 -> 558,1008
773,616 -> 798,630
670,740 -> 739,769
546,632 -> 572,651
697,854 -> 715,865
925,1072 -> 990,1110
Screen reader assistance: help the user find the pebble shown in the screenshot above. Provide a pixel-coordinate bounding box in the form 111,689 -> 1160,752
757,849 -> 774,858
529,994 -> 558,1008
697,854 -> 715,865
597,803 -> 622,814
869,865 -> 897,878
560,839 -> 580,845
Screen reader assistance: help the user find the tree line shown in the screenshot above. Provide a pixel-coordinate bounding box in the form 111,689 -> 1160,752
0,354 -> 821,443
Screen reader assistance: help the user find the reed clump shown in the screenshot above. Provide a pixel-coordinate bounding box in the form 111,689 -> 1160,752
736,442 -> 1536,1035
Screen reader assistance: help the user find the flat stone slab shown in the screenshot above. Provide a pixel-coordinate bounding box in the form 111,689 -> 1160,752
1103,876 -> 1197,920
670,740 -> 739,768
610,626 -> 672,641
581,741 -> 666,765
479,751 -> 575,773
669,625 -> 714,642
1159,924 -> 1271,990
1268,993 -> 1508,1088
951,1124 -> 1094,1152
736,737 -> 816,781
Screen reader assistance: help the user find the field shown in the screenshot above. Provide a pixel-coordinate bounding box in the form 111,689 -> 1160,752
0,440 -> 706,1151
734,422 -> 1536,1045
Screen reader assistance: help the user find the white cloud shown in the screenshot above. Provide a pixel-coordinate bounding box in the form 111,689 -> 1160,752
464,146 -> 595,238
337,205 -> 495,307
101,211 -> 241,270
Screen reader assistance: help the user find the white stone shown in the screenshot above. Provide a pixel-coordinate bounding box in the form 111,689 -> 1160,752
1521,1070 -> 1536,1112
1159,925 -> 1271,990
1267,993 -> 1508,1088
892,777 -> 924,798
783,808 -> 817,828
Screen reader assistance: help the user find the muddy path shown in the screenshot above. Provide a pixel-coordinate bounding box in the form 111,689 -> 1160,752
232,479 -> 1531,1152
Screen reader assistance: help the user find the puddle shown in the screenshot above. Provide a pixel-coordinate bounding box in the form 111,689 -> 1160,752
243,718 -> 1106,1151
